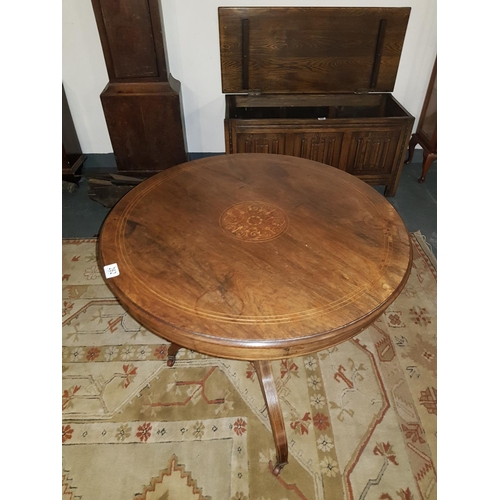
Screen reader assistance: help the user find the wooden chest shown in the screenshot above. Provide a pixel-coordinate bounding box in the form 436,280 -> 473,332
219,7 -> 414,196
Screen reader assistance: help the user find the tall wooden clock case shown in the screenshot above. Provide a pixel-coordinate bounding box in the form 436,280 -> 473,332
91,0 -> 187,177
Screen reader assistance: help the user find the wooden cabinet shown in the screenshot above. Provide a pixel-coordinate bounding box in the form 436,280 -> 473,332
219,7 -> 415,197
91,0 -> 187,177
405,58 -> 437,182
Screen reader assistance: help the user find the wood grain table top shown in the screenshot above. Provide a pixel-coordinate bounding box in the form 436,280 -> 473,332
98,153 -> 412,360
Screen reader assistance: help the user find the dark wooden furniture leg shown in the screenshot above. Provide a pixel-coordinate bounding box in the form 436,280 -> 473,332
418,152 -> 437,183
167,342 -> 182,367
405,132 -> 437,184
404,133 -> 418,164
253,360 -> 289,475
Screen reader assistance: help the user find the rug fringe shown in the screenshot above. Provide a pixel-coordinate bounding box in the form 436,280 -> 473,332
411,231 -> 437,268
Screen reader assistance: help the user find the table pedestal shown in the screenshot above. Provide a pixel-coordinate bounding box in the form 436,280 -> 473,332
253,360 -> 289,475
167,344 -> 289,475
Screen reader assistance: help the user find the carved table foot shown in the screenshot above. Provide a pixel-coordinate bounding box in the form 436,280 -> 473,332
167,342 -> 182,367
253,360 -> 289,475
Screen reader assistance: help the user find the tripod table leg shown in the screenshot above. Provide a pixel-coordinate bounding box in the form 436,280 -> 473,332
167,342 -> 182,367
253,360 -> 289,475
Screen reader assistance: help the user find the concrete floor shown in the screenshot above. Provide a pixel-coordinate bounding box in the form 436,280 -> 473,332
62,151 -> 437,256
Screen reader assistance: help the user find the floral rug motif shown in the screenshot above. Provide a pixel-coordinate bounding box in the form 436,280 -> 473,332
62,232 -> 437,500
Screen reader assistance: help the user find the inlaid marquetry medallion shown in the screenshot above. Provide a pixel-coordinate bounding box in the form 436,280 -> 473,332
219,201 -> 288,242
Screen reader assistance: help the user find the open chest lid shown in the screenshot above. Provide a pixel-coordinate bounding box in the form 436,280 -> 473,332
219,7 -> 411,95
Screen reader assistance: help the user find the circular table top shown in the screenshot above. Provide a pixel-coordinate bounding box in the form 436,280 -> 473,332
98,154 -> 412,361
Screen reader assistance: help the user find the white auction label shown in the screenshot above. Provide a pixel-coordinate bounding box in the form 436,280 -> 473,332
103,263 -> 120,278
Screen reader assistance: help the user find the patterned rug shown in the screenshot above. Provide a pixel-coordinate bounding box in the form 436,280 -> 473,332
62,232 -> 437,500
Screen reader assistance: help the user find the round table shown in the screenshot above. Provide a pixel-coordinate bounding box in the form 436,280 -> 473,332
98,153 -> 412,475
